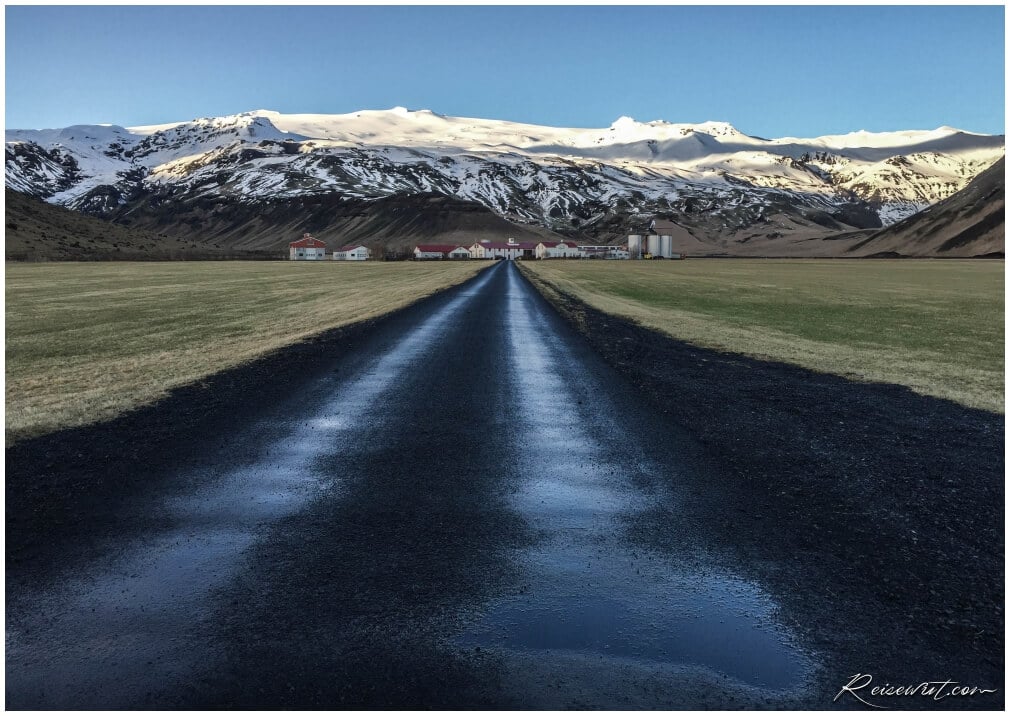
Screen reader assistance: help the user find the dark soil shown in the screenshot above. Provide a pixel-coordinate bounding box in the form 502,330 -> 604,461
5,269 -> 493,583
522,266 -> 1004,709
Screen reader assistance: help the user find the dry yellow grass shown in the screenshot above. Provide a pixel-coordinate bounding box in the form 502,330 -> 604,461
6,261 -> 485,442
523,259 -> 1004,413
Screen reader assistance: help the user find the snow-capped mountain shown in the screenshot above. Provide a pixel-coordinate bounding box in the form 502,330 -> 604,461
6,108 -> 1004,243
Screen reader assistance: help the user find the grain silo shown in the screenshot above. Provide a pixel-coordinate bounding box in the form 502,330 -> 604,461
647,234 -> 662,257
627,235 -> 643,259
659,235 -> 673,258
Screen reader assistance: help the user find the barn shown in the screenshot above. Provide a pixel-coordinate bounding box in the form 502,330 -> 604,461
289,234 -> 326,260
333,245 -> 370,261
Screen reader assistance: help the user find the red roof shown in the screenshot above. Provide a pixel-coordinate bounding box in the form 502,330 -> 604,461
415,244 -> 468,253
481,242 -> 539,250
290,235 -> 326,248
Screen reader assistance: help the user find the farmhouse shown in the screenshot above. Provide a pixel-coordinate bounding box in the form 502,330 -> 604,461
414,244 -> 471,260
535,240 -> 583,259
289,233 -> 326,260
418,238 -> 632,261
332,245 -> 370,261
468,242 -> 490,259
479,239 -> 539,260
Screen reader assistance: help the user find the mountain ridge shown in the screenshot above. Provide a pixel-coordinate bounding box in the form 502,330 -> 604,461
6,107 -> 1004,255
844,157 -> 1004,258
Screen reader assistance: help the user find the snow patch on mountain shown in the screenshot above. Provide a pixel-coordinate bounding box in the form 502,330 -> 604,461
6,107 -> 1004,231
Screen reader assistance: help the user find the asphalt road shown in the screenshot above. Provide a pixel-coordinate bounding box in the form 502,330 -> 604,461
5,260 -> 1000,709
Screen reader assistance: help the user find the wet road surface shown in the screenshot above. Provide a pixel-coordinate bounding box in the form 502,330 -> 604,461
8,261 -> 821,708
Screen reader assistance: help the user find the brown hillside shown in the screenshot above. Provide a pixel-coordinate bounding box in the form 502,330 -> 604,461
4,189 -> 246,260
110,192 -> 566,256
846,157 -> 1005,258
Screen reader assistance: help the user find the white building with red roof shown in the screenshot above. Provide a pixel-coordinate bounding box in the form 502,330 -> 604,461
535,240 -> 583,259
413,244 -> 471,260
445,246 -> 471,259
332,244 -> 370,261
289,233 -> 326,260
471,238 -> 540,260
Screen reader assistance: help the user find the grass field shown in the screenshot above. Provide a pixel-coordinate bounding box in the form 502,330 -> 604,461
6,261 -> 485,443
523,259 -> 1004,413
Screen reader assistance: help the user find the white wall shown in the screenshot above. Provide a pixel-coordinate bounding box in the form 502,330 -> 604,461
290,247 -> 327,260
414,249 -> 444,259
536,243 -> 582,259
333,247 -> 370,260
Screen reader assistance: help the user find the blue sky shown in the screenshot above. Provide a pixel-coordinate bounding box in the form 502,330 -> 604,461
5,5 -> 1005,137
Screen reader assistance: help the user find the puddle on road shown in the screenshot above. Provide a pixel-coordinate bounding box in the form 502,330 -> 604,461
457,554 -> 810,692
453,267 -> 814,694
8,269 -> 499,708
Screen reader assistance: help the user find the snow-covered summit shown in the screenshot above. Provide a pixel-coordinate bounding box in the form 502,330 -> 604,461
13,107 -> 987,164
102,108 -> 768,158
6,106 -> 1005,229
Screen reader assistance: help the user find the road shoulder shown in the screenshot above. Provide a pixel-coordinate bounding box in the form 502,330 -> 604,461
5,266 -> 494,582
518,261 -> 1004,708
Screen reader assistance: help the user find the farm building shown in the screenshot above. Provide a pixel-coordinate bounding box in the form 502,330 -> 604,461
413,244 -> 471,260
289,234 -> 326,260
535,241 -> 582,259
332,245 -> 370,261
481,239 -> 539,260
466,243 -> 494,260
468,239 -> 628,260
580,245 -> 629,259
628,219 -> 695,258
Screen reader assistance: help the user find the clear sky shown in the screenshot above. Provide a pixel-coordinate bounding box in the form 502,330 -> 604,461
5,5 -> 1005,137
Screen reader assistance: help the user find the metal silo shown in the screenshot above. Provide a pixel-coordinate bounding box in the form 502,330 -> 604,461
647,234 -> 661,257
627,235 -> 642,259
660,234 -> 673,258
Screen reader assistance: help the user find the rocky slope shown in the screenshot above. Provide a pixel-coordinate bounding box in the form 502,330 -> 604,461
6,108 -> 1003,255
843,157 -> 1005,258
